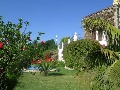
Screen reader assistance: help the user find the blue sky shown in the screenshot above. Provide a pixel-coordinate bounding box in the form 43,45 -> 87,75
0,0 -> 113,44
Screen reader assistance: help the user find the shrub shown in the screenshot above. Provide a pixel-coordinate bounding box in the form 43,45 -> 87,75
37,50 -> 58,76
107,60 -> 120,87
0,17 -> 44,90
57,61 -> 65,67
38,59 -> 58,76
91,60 -> 120,90
63,39 -> 100,70
0,18 -> 32,90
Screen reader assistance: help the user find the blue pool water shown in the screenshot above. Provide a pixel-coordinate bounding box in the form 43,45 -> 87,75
27,65 -> 40,70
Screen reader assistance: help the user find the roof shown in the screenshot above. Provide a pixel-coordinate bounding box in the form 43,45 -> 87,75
82,4 -> 120,20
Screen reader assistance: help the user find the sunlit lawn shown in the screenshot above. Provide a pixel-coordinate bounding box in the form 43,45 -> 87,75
14,67 -> 85,90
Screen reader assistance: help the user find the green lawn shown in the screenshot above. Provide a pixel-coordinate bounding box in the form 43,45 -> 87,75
14,67 -> 120,90
14,67 -> 85,90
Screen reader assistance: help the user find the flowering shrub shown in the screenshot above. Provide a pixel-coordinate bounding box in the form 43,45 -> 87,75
0,42 -> 3,49
38,59 -> 57,76
40,41 -> 45,45
31,60 -> 41,64
0,16 -> 58,89
38,50 -> 58,76
45,58 -> 53,62
0,17 -> 45,90
0,17 -> 34,90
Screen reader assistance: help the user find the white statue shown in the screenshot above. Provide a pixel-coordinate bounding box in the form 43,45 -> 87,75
68,39 -> 70,44
58,42 -> 64,61
73,32 -> 77,41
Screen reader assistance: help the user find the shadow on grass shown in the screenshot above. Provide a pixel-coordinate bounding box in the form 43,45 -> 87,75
6,78 -> 18,90
48,72 -> 65,76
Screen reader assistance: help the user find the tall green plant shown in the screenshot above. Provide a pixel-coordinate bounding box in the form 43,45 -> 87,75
82,18 -> 120,89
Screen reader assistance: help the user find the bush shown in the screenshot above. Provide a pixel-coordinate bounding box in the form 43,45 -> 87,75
57,61 -> 65,67
37,50 -> 58,76
63,39 -> 100,70
0,17 -> 44,90
107,60 -> 120,87
91,61 -> 120,90
38,59 -> 58,76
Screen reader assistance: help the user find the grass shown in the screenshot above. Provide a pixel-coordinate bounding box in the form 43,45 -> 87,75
14,67 -> 85,90
14,66 -> 120,90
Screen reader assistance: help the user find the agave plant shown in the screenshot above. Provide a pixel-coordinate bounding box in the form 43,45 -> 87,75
38,58 -> 58,76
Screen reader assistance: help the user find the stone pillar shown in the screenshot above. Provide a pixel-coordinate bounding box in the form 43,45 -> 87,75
56,35 -> 57,45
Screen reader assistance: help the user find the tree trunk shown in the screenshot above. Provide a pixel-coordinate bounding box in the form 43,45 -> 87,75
44,70 -> 48,76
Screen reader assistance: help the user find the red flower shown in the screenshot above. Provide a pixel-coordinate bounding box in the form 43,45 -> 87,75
40,41 -> 45,45
45,58 -> 53,62
45,54 -> 49,58
0,42 -> 3,49
32,60 -> 41,64
37,60 -> 41,64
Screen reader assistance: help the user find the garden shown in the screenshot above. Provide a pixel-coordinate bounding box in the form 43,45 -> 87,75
0,17 -> 120,90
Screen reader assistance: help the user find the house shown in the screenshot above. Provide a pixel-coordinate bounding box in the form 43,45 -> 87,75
82,0 -> 120,46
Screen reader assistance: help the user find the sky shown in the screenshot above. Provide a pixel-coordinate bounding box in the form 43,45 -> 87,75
0,0 -> 113,44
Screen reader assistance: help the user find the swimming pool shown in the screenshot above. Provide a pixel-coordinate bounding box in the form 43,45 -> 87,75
27,65 -> 40,70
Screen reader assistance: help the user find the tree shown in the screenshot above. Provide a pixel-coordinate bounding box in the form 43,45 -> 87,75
44,39 -> 57,50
